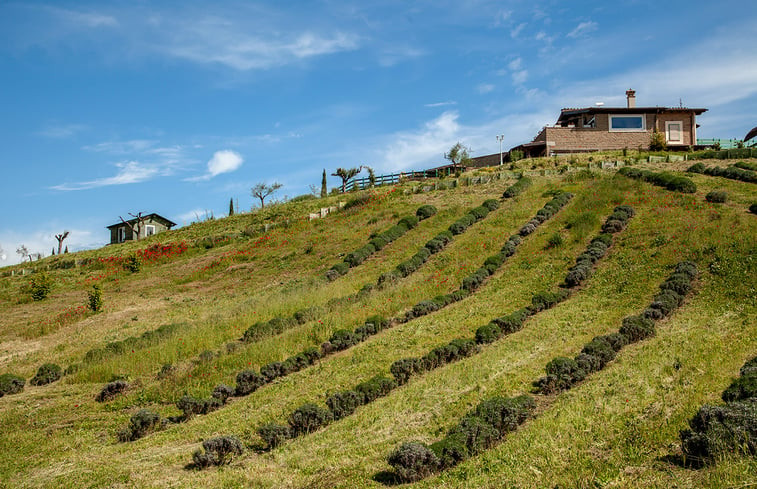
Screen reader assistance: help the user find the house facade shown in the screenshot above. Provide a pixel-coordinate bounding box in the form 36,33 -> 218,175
106,213 -> 177,244
514,90 -> 707,157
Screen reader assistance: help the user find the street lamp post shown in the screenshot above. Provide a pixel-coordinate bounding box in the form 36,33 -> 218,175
496,134 -> 505,166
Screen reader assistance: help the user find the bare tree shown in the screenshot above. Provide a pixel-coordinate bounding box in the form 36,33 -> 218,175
251,182 -> 282,209
119,212 -> 147,241
55,231 -> 70,255
16,245 -> 30,262
332,166 -> 363,193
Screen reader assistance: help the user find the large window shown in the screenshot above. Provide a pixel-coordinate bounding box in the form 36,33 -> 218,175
609,115 -> 646,131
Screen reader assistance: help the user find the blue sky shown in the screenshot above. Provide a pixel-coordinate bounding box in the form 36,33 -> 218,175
1,0 -> 756,265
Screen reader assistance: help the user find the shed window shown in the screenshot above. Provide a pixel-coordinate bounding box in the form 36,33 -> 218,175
145,225 -> 156,237
609,115 -> 645,131
118,227 -> 126,243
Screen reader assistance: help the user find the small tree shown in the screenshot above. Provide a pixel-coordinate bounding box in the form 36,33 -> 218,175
251,182 -> 282,209
321,169 -> 328,198
366,166 -> 376,187
228,198 -> 235,216
119,212 -> 146,241
16,245 -> 30,262
445,142 -> 472,168
55,231 -> 70,255
649,130 -> 667,151
332,167 -> 362,193
88,284 -> 103,312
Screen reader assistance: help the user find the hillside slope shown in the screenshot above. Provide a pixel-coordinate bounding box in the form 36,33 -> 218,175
0,163 -> 755,488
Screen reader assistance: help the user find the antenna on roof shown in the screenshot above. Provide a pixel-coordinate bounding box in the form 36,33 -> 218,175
595,102 -> 604,107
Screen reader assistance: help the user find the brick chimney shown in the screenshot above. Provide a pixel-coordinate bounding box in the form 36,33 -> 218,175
626,89 -> 636,108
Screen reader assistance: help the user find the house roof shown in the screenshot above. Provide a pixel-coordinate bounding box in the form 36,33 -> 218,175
106,213 -> 177,229
557,106 -> 707,124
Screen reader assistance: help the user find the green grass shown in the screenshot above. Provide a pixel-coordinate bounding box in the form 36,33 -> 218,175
0,164 -> 755,488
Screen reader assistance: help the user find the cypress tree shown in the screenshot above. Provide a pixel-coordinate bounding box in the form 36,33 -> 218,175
321,169 -> 327,198
229,198 -> 234,216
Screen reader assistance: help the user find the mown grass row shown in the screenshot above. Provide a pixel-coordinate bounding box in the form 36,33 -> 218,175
385,260 -> 697,482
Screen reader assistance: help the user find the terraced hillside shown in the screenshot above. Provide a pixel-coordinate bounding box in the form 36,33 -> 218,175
0,161 -> 755,488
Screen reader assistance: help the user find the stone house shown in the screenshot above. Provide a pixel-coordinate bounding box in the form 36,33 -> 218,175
513,90 -> 707,157
106,213 -> 176,244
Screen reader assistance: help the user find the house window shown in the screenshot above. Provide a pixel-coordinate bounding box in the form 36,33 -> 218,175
118,227 -> 126,243
665,121 -> 683,144
609,115 -> 646,131
145,225 -> 156,237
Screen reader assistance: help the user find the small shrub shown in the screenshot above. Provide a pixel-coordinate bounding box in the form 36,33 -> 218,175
288,403 -> 333,436
211,384 -> 234,403
326,390 -> 363,419
326,262 -> 349,281
29,272 -> 54,301
30,363 -> 62,386
619,315 -> 656,343
176,395 -> 222,418
447,415 -> 499,457
482,199 -> 499,211
705,190 -> 728,203
471,395 -> 535,433
530,290 -> 569,312
258,423 -> 292,449
397,215 -> 419,229
470,206 -> 489,220
329,329 -> 358,350
0,373 -> 25,397
193,436 -> 243,468
722,374 -> 757,403
387,441 -> 440,483
355,376 -> 396,402
416,205 -> 437,220
123,254 -> 141,273
502,176 -> 531,198
475,322 -> 502,344
546,233 -> 563,248
390,358 -> 425,384
117,409 -> 162,442
88,284 -> 103,312
680,400 -> 757,464
96,380 -> 128,402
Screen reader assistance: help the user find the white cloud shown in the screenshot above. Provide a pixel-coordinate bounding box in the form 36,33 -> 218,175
50,161 -> 163,191
477,83 -> 495,94
424,101 -> 457,108
207,150 -> 243,177
83,139 -> 157,154
161,24 -> 359,71
508,57 -> 522,71
567,21 -> 598,38
185,150 -> 244,181
512,70 -> 528,85
510,23 -> 526,39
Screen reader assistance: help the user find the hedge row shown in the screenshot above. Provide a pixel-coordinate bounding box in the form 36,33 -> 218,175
379,199 -> 499,285
388,395 -> 536,481
405,192 -> 573,323
0,362 -> 67,398
502,176 -> 532,199
326,204 -> 438,281
448,199 -> 499,235
687,163 -> 757,184
384,210 -> 637,481
535,261 -> 698,395
618,167 -> 697,193
680,354 -> 757,465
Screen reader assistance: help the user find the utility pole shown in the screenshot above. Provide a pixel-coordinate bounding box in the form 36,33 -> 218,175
496,134 -> 505,166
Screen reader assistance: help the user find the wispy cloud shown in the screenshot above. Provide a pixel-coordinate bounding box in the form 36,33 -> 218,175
50,161 -> 165,191
567,21 -> 598,38
424,101 -> 457,108
38,123 -> 88,139
46,6 -> 118,28
378,45 -> 425,67
160,22 -> 359,71
83,139 -> 157,154
185,149 -> 244,181
510,23 -> 526,39
477,83 -> 495,94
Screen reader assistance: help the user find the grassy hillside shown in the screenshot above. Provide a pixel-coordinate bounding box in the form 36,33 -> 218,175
0,159 -> 755,488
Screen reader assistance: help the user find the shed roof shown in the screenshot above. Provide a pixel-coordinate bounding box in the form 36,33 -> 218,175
106,213 -> 177,230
